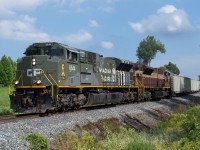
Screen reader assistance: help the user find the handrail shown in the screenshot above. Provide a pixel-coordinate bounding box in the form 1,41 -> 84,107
48,74 -> 58,86
8,78 -> 14,95
48,73 -> 59,103
8,71 -> 23,95
40,69 -> 54,97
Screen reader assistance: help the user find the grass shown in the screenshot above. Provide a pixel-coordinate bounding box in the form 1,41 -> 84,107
0,85 -> 14,115
24,133 -> 48,150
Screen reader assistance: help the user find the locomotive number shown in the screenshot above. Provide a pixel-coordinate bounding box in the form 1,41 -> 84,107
69,65 -> 76,72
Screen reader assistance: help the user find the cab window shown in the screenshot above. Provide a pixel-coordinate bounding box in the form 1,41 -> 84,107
67,50 -> 78,61
44,49 -> 63,56
26,49 -> 41,56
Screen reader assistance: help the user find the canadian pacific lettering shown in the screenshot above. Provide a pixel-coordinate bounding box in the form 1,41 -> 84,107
27,69 -> 41,77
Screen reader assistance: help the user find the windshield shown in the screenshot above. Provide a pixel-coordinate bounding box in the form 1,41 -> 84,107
26,49 -> 64,56
44,49 -> 63,56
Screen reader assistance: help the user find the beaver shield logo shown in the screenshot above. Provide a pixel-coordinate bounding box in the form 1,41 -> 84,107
61,64 -> 65,80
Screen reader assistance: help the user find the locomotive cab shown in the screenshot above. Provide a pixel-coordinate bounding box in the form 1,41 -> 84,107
11,43 -> 70,113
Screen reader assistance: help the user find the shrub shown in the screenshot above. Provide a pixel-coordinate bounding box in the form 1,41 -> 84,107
159,113 -> 186,131
25,133 -> 48,150
79,130 -> 96,150
125,140 -> 155,150
156,105 -> 200,149
53,131 -> 78,150
182,106 -> 200,141
0,108 -> 13,115
53,130 -> 95,150
170,138 -> 200,150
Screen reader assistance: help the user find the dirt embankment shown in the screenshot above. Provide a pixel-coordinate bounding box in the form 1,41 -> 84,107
121,94 -> 199,131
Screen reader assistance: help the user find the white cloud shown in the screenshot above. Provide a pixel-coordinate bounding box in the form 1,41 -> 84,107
62,30 -> 93,43
105,0 -> 117,4
69,0 -> 86,6
129,5 -> 195,34
99,6 -> 114,13
0,0 -> 93,43
89,19 -> 100,28
101,41 -> 114,49
0,16 -> 51,41
54,0 -> 86,7
0,0 -> 48,11
105,0 -> 121,4
0,15 -> 93,43
157,5 -> 177,14
0,0 -> 51,41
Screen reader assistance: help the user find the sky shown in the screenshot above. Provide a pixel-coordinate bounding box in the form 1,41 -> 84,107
0,0 -> 200,79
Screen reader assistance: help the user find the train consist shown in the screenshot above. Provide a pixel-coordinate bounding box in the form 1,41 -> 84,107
9,42 -> 200,113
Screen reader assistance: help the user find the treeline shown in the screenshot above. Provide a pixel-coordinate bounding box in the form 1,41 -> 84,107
0,55 -> 16,86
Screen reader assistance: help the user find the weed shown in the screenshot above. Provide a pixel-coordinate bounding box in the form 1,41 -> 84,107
0,86 -> 14,115
53,130 -> 96,150
125,140 -> 155,150
182,105 -> 200,141
24,133 -> 48,150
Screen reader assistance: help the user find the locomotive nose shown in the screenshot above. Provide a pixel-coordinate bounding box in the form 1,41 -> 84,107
15,56 -> 49,86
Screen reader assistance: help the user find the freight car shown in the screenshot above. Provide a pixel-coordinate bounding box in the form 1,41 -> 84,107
9,42 -> 199,113
171,74 -> 200,95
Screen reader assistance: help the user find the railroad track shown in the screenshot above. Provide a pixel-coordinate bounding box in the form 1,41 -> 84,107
0,104 -> 116,124
0,113 -> 41,124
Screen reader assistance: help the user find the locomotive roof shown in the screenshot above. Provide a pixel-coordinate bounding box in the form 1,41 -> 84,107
25,42 -> 100,55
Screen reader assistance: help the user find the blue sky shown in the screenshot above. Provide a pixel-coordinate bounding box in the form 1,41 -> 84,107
0,0 -> 200,79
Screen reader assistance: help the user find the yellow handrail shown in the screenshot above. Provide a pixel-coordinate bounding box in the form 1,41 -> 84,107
48,74 -> 58,86
41,69 -> 54,97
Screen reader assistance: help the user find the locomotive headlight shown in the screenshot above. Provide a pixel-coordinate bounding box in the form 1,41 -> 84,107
36,80 -> 42,85
15,80 -> 19,85
32,58 -> 36,66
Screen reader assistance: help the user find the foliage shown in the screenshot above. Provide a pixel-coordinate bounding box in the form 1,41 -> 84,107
170,138 -> 200,150
8,56 -> 17,82
0,86 -> 14,115
52,104 -> 200,150
158,105 -> 200,150
125,140 -> 155,150
0,63 -> 6,84
182,106 -> 200,141
100,127 -> 156,150
53,119 -> 157,150
0,108 -> 13,115
159,113 -> 186,132
53,130 -> 96,150
136,35 -> 166,66
24,133 -> 48,150
0,55 -> 15,86
160,61 -> 180,75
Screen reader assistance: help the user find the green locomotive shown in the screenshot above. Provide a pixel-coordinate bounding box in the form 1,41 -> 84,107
10,42 -> 171,113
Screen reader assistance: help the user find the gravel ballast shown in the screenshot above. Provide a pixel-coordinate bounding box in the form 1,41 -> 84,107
0,93 -> 200,150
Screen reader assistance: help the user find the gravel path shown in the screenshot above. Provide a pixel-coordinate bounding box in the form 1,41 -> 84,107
0,93 -> 200,150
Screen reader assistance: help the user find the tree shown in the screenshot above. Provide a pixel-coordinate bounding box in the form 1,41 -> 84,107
0,62 -> 6,85
8,56 -> 17,82
160,62 -> 180,75
0,55 -> 13,86
136,35 -> 166,66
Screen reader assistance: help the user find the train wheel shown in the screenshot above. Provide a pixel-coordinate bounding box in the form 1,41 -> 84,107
73,105 -> 80,110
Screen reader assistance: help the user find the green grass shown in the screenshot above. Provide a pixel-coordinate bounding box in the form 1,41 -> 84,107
52,118 -> 158,150
0,86 -> 14,115
24,133 -> 48,150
